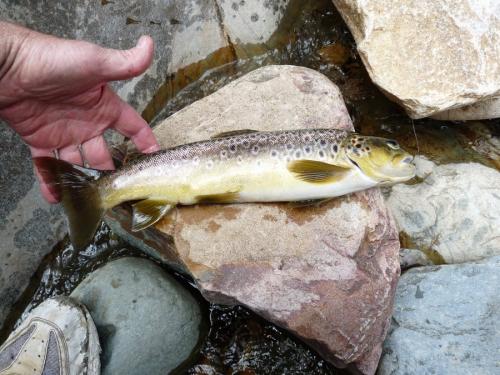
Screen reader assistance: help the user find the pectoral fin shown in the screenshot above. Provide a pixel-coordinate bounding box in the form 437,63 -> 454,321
288,160 -> 351,184
211,129 -> 258,139
131,199 -> 174,231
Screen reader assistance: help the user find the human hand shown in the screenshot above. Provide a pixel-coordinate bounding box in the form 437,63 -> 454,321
0,22 -> 160,203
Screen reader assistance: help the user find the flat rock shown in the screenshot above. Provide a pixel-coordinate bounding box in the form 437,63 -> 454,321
106,65 -> 400,374
71,257 -> 204,375
387,161 -> 500,263
379,256 -> 500,375
332,0 -> 500,119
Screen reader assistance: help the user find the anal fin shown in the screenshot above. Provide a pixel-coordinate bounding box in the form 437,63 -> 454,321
131,199 -> 174,232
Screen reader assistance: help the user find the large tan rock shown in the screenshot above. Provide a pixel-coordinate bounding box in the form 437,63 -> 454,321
332,0 -> 500,119
106,65 -> 400,374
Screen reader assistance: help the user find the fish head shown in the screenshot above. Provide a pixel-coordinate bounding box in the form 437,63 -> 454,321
341,134 -> 416,184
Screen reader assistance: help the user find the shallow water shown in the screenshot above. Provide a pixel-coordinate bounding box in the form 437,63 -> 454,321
5,0 -> 498,372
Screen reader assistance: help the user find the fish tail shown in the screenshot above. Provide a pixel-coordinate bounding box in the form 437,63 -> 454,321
34,157 -> 106,250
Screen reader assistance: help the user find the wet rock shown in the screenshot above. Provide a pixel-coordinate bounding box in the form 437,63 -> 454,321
105,65 -> 400,374
379,256 -> 500,375
387,161 -> 500,263
0,123 -> 65,331
332,0 -> 500,119
70,257 -> 204,375
0,0 -> 290,117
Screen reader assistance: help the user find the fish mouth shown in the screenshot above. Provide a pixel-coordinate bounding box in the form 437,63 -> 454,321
349,155 -> 416,183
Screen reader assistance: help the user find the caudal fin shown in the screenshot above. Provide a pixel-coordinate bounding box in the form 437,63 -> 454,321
34,157 -> 105,250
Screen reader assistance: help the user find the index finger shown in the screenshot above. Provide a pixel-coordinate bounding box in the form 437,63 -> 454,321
112,95 -> 160,153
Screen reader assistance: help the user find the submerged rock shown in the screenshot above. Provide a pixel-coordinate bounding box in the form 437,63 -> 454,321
332,0 -> 500,119
106,65 -> 400,374
387,161 -> 500,263
71,257 -> 204,375
379,256 -> 500,375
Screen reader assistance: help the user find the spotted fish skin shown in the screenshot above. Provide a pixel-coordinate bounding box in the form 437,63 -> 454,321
34,128 -> 415,249
101,129 -> 362,207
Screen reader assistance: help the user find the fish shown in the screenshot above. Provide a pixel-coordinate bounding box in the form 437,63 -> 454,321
34,128 -> 416,249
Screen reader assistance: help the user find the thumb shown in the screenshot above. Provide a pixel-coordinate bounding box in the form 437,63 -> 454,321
97,35 -> 154,81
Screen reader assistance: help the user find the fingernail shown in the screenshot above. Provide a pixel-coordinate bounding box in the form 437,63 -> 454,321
141,144 -> 160,153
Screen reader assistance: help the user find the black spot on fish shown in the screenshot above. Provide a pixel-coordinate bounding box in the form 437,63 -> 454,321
319,150 -> 325,158
271,150 -> 278,157
252,145 -> 259,154
332,144 -> 338,153
295,150 -> 302,158
229,144 -> 237,153
243,140 -> 250,148
356,144 -> 361,148
320,139 -> 327,147
304,146 -> 311,153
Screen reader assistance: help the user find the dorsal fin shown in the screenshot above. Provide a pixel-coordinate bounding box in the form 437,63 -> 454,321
288,160 -> 351,184
211,129 -> 259,139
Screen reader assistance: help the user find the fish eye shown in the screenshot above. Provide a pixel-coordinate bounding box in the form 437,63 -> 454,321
386,140 -> 399,149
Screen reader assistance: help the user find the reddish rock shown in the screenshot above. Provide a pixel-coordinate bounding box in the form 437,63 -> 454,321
106,65 -> 400,374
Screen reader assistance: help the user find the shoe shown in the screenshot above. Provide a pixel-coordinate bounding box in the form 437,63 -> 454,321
0,297 -> 100,375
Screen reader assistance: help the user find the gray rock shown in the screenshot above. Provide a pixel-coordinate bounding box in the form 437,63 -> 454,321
332,0 -> 500,119
399,248 -> 434,270
71,257 -> 204,375
387,161 -> 500,263
106,65 -> 400,375
0,123 -> 65,330
379,256 -> 500,375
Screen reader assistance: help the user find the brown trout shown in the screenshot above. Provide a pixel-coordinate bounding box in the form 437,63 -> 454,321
35,129 -> 415,249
